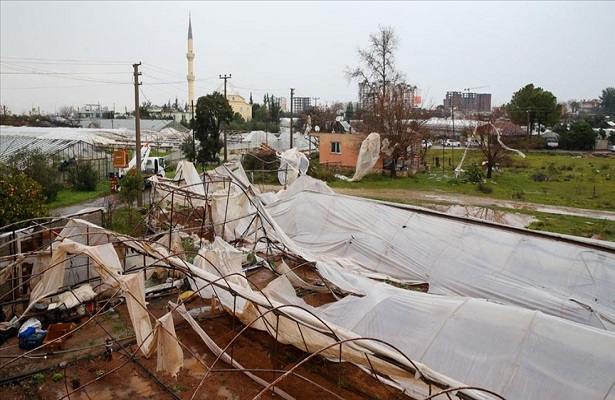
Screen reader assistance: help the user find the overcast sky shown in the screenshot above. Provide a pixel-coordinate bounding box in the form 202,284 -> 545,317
1,1 -> 614,115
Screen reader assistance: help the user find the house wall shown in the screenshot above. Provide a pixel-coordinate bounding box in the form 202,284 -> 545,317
313,133 -> 366,167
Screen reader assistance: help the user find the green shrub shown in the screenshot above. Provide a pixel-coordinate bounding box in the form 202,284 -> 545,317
118,169 -> 143,206
464,162 -> 485,183
6,148 -> 61,202
0,169 -> 48,229
67,162 -> 99,191
51,373 -> 63,382
512,190 -> 525,200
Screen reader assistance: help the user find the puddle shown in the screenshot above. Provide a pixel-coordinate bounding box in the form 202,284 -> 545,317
74,375 -> 155,399
184,356 -> 208,378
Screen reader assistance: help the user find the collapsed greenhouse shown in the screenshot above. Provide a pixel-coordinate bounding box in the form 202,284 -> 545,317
1,160 -> 614,400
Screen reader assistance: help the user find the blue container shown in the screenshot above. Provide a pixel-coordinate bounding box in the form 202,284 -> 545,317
18,326 -> 36,338
19,330 -> 47,350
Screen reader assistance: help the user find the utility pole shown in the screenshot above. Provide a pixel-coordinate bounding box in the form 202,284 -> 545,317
290,88 -> 294,149
133,62 -> 143,207
526,110 -> 530,153
220,74 -> 231,162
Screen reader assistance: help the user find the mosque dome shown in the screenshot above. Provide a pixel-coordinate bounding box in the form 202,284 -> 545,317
215,81 -> 241,97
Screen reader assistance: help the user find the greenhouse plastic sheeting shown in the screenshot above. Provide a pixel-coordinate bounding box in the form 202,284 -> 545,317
33,218 -> 615,399
265,190 -> 615,331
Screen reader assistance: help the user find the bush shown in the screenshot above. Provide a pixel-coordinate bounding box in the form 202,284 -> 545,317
118,169 -> 143,206
0,169 -> 48,229
67,162 -> 99,191
6,148 -> 61,202
464,162 -> 485,183
512,190 -> 525,200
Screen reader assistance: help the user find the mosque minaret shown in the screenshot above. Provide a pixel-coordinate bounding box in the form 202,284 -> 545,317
186,14 -> 195,112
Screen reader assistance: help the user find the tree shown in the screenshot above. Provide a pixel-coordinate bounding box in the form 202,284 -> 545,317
506,84 -> 562,151
599,87 -> 615,116
180,135 -> 196,162
6,148 -> 61,203
345,102 -> 355,120
269,97 -> 281,131
118,168 -> 143,225
252,103 -> 267,122
555,120 -> 597,150
0,168 -> 48,230
345,25 -> 425,177
473,113 -> 511,179
58,105 -> 74,119
194,92 -> 233,165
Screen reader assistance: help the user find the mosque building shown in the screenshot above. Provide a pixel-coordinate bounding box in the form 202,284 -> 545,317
215,81 -> 252,122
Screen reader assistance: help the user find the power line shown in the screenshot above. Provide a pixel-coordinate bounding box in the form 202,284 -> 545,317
0,61 -> 130,85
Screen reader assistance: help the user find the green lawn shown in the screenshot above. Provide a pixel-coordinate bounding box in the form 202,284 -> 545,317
327,149 -> 615,241
330,150 -> 615,211
48,180 -> 112,210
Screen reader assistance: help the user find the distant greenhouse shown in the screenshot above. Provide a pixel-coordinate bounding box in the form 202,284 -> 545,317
0,135 -> 111,183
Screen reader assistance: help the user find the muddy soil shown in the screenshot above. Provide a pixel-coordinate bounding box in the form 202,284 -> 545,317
1,282 -> 414,400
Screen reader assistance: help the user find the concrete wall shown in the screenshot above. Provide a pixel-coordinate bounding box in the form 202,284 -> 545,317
313,132 -> 365,167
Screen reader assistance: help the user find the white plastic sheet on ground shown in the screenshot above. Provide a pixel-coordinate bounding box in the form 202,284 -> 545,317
152,161 -> 615,397
265,190 -> 615,331
29,217 -> 615,399
176,234 -> 615,400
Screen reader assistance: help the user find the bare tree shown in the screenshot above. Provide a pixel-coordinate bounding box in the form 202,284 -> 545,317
58,105 -> 74,119
473,110 -> 525,178
345,25 -> 426,177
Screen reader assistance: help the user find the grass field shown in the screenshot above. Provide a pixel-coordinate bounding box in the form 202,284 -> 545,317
330,149 -> 615,211
326,149 -> 615,241
48,180 -> 111,210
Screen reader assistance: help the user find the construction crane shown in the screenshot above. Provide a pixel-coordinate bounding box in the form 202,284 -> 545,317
463,85 -> 490,92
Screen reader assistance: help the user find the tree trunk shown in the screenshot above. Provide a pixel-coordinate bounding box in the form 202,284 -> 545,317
486,165 -> 493,179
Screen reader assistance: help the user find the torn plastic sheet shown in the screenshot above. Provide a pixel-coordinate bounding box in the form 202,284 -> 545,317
265,189 -> 615,331
336,132 -> 381,182
21,218 -> 615,399
278,148 -> 309,186
22,236 -> 183,377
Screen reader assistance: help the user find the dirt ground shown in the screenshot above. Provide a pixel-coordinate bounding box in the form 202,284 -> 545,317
0,269 -> 416,400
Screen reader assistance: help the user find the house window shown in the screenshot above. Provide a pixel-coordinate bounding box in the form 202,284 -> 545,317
330,141 -> 341,154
